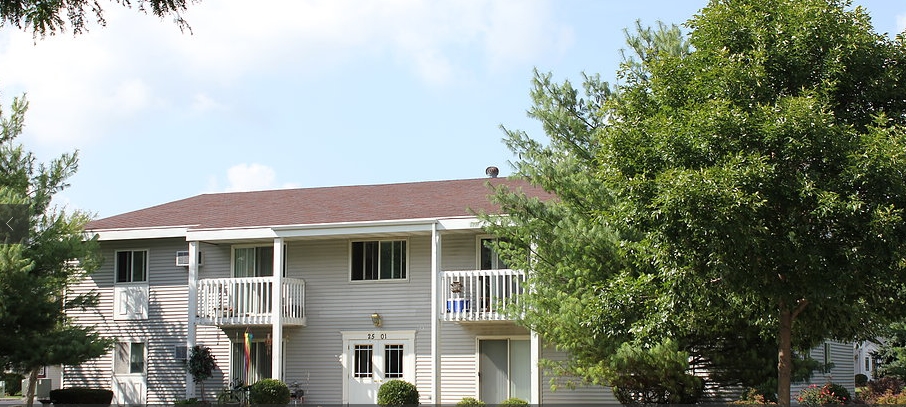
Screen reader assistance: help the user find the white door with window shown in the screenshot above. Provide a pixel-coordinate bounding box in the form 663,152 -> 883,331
342,331 -> 415,404
112,341 -> 147,405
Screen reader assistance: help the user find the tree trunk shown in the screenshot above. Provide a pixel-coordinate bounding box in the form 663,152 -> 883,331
25,367 -> 39,407
777,306 -> 793,406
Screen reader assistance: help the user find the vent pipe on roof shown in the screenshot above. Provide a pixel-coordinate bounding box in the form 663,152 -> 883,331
485,166 -> 499,178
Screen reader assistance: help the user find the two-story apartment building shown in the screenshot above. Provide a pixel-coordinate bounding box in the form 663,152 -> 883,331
64,177 -> 618,405
62,176 -> 855,404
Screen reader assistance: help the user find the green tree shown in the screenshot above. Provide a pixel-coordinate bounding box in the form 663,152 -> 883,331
484,0 -> 906,405
186,345 -> 217,402
0,0 -> 195,37
873,322 -> 906,381
0,96 -> 113,407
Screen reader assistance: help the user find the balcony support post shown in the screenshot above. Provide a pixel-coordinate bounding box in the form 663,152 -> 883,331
186,241 -> 199,399
271,237 -> 284,380
430,223 -> 441,403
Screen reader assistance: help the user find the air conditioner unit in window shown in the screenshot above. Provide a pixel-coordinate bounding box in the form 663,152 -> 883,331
176,250 -> 203,267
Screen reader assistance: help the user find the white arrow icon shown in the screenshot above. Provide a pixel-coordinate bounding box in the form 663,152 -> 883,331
5,217 -> 13,231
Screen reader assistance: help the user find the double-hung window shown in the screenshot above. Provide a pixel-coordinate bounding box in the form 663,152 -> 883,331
350,240 -> 407,281
116,250 -> 148,283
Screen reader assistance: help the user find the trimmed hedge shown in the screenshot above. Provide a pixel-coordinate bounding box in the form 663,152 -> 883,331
48,388 -> 113,405
248,378 -> 291,405
377,380 -> 420,406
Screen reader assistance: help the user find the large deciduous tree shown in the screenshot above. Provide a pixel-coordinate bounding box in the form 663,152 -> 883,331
0,96 -> 113,407
484,0 -> 906,405
0,0 -> 196,37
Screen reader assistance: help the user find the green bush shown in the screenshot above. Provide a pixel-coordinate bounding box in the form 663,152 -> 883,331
48,387 -> 114,405
499,398 -> 528,405
377,380 -> 420,406
456,397 -> 485,406
248,379 -> 290,405
796,383 -> 849,406
2,372 -> 24,396
855,373 -> 869,387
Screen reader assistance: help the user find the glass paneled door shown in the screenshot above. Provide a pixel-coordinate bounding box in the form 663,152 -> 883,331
479,339 -> 530,404
342,331 -> 415,404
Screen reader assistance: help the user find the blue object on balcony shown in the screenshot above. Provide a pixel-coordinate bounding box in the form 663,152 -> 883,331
446,298 -> 470,312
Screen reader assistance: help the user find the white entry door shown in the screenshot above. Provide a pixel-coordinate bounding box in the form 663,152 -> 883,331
112,341 -> 147,405
342,331 -> 415,404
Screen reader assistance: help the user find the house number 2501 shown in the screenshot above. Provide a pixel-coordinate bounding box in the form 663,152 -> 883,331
367,333 -> 387,340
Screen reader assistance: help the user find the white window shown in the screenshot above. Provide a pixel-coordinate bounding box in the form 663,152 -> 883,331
114,342 -> 145,375
115,250 -> 147,283
350,240 -> 407,281
114,250 -> 149,320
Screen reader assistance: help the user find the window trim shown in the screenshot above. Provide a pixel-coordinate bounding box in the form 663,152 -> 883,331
113,340 -> 147,376
230,244 -> 287,278
476,235 -> 509,271
348,239 -> 409,282
114,249 -> 149,284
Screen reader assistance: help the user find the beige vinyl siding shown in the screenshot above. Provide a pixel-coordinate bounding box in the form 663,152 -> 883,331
539,347 -> 618,404
790,340 -> 856,400
279,236 -> 434,404
65,238 -> 191,404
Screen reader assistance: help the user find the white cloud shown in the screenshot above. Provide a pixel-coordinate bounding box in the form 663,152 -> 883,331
190,93 -> 226,113
223,163 -> 299,192
0,0 -> 569,146
898,13 -> 906,33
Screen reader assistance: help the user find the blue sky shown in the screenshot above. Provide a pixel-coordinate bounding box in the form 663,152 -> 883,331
0,0 -> 903,219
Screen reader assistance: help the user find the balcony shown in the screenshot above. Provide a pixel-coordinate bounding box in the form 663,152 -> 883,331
196,277 -> 306,327
439,269 -> 526,322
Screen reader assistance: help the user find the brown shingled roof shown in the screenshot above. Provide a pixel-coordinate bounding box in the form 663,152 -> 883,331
86,178 -> 546,231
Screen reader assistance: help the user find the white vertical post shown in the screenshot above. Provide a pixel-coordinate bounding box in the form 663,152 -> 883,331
531,331 -> 541,404
430,223 -> 442,403
271,237 -> 284,380
186,241 -> 199,399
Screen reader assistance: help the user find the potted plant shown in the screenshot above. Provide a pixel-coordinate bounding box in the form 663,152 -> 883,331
446,280 -> 470,312
186,345 -> 217,402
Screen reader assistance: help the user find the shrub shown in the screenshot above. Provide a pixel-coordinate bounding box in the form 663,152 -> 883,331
456,397 -> 485,406
248,379 -> 290,405
823,382 -> 851,403
174,397 -> 200,404
862,376 -> 906,403
875,391 -> 906,404
48,387 -> 114,405
499,398 -> 528,405
2,372 -> 24,396
377,380 -> 420,406
855,373 -> 868,387
730,387 -> 776,404
796,383 -> 848,406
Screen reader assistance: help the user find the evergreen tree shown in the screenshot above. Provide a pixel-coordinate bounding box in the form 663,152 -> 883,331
0,95 -> 113,407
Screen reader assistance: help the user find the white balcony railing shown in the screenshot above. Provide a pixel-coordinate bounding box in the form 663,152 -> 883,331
196,277 -> 306,326
440,269 -> 526,322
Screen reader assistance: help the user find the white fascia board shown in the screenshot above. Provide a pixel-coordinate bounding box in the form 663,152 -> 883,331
185,227 -> 277,242
186,218 -> 441,241
272,218 -> 437,238
87,227 -> 190,241
437,215 -> 511,231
